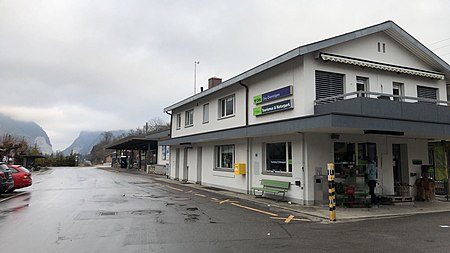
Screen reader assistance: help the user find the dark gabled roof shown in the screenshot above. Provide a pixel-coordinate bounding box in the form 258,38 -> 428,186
164,21 -> 450,112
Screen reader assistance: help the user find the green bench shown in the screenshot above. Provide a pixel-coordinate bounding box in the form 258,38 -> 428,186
251,179 -> 290,200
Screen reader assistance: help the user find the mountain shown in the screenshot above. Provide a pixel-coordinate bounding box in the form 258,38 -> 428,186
63,130 -> 125,155
0,113 -> 53,154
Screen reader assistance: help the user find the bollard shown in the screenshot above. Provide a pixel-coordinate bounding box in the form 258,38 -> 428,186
328,163 -> 337,222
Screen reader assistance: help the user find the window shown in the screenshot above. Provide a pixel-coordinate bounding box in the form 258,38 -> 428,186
203,103 -> 209,123
215,145 -> 235,169
265,142 -> 292,173
161,146 -> 170,160
417,85 -> 438,104
315,71 -> 344,101
176,114 -> 181,129
377,42 -> 386,53
356,76 -> 368,97
219,95 -> 235,118
393,82 -> 404,101
185,109 -> 194,127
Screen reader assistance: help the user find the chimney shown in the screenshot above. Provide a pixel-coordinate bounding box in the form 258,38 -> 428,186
208,77 -> 222,89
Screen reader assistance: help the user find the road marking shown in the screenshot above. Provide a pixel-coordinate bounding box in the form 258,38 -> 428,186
230,202 -> 278,217
187,190 -> 193,193
195,193 -> 207,198
219,199 -> 230,204
270,216 -> 311,223
211,197 -> 219,201
0,192 -> 28,203
165,186 -> 184,192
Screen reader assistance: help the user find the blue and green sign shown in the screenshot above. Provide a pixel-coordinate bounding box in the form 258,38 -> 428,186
253,99 -> 294,116
253,85 -> 292,105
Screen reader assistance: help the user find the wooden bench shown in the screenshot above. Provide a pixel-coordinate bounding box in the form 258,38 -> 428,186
251,179 -> 290,200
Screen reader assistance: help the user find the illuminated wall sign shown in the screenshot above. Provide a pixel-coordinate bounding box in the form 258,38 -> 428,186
253,85 -> 293,105
253,99 -> 294,116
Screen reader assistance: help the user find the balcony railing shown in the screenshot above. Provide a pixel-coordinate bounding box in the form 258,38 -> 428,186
314,91 -> 450,106
314,91 -> 450,124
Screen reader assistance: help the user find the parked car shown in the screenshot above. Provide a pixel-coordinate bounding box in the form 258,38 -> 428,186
7,165 -> 32,192
0,163 -> 14,194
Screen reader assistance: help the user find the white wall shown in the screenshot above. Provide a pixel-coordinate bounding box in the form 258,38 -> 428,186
171,86 -> 247,138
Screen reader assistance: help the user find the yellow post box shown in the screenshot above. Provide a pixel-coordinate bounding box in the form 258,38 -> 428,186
234,163 -> 246,175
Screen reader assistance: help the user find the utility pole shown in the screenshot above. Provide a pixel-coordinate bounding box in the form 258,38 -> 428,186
194,61 -> 199,94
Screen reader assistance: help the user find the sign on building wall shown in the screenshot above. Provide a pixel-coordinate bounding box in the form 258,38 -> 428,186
253,85 -> 294,116
253,85 -> 293,105
253,99 -> 294,116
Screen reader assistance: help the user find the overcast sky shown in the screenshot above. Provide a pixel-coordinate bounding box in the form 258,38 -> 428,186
1,0 -> 449,151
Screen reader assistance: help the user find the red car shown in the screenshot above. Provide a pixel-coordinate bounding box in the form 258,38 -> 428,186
7,165 -> 32,192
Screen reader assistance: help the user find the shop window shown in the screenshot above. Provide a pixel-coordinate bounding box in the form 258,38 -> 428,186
265,142 -> 292,173
219,95 -> 235,118
334,142 -> 355,175
176,113 -> 181,129
185,109 -> 194,127
215,144 -> 234,170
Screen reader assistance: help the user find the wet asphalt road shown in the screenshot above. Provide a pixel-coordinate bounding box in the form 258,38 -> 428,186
0,167 -> 450,253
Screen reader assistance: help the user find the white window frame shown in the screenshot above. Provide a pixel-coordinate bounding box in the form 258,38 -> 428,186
214,144 -> 235,171
218,95 -> 235,119
203,103 -> 209,123
185,109 -> 194,127
161,145 -> 170,161
176,113 -> 181,130
264,142 -> 292,174
356,76 -> 369,97
393,82 -> 404,101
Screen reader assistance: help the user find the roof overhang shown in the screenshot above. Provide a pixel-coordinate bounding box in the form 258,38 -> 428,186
321,53 -> 445,80
160,113 -> 450,146
105,129 -> 170,150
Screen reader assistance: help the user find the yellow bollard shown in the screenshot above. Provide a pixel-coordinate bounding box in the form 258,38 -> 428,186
328,163 -> 337,222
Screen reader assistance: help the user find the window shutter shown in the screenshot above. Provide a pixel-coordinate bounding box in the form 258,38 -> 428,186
417,86 -> 437,100
315,71 -> 344,101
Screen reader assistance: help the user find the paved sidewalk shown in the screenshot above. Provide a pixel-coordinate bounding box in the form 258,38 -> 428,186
101,166 -> 450,223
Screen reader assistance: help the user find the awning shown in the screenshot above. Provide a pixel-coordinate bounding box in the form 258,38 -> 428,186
320,53 -> 445,80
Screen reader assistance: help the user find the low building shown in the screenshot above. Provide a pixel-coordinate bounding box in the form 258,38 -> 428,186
161,21 -> 450,205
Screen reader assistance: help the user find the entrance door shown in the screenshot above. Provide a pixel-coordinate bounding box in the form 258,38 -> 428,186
175,148 -> 180,180
183,148 -> 189,182
197,147 -> 202,184
392,144 -> 409,192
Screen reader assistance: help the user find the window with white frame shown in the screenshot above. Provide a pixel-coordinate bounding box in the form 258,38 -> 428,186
265,142 -> 292,173
203,103 -> 209,123
176,113 -> 181,129
219,95 -> 235,118
215,144 -> 235,170
185,109 -> 194,127
356,76 -> 368,97
161,145 -> 170,160
393,82 -> 404,101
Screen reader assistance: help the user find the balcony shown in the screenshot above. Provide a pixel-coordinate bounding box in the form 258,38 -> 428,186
314,91 -> 450,124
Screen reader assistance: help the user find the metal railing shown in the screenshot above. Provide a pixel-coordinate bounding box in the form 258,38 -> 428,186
314,91 -> 450,106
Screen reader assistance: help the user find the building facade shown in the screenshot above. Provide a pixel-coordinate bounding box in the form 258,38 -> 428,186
161,21 -> 450,205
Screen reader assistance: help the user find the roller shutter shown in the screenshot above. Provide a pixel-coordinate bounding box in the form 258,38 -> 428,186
417,85 -> 437,100
315,71 -> 344,101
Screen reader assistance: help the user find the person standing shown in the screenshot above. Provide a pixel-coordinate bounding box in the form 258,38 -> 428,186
366,161 -> 378,206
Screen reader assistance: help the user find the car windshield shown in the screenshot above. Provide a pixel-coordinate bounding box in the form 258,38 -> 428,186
20,166 -> 31,173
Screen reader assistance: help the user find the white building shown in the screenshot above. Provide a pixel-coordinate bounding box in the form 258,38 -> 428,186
161,21 -> 450,205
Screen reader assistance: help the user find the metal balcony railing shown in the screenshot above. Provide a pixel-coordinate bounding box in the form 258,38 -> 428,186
314,91 -> 450,106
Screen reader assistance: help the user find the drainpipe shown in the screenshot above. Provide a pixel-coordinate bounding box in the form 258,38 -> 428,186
239,81 -> 251,194
239,81 -> 249,126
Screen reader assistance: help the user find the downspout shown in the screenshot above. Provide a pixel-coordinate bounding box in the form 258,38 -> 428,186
239,81 -> 251,194
165,110 -> 172,178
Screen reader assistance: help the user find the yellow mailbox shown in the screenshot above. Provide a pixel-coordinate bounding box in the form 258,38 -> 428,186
234,163 -> 246,175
